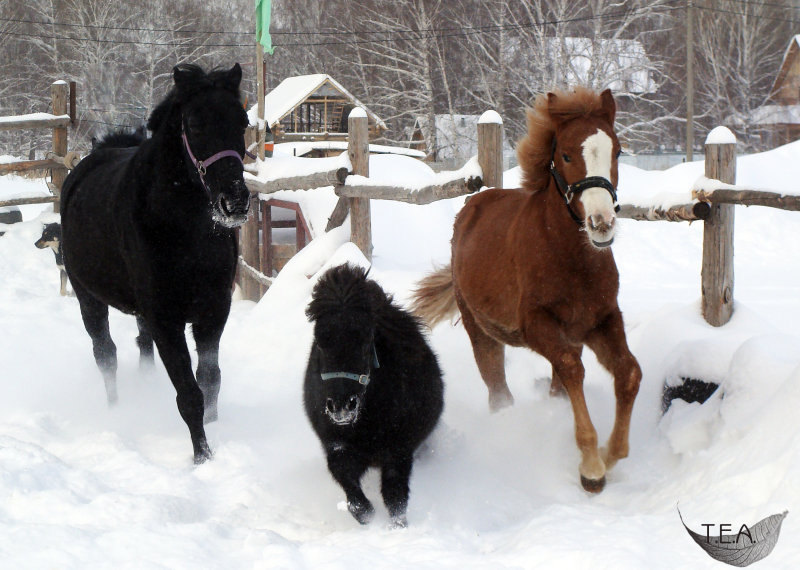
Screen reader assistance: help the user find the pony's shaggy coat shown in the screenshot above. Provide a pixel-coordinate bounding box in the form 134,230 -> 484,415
304,264 -> 444,527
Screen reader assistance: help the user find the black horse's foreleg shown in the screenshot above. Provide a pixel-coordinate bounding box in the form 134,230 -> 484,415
326,445 -> 373,524
135,315 -> 155,370
149,321 -> 211,464
380,451 -> 414,528
74,285 -> 118,404
192,319 -> 225,424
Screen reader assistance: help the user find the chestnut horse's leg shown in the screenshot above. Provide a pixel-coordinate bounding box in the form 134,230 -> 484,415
457,299 -> 514,411
585,309 -> 641,471
521,310 -> 606,492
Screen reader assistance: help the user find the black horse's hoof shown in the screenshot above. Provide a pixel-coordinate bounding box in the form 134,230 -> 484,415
581,474 -> 606,493
203,406 -> 218,424
348,499 -> 375,525
193,442 -> 213,465
390,514 -> 408,529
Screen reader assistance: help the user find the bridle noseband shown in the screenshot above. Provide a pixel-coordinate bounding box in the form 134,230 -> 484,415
181,122 -> 255,199
319,344 -> 381,387
549,138 -> 621,226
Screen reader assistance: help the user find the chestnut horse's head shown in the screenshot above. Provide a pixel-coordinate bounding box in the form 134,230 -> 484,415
517,88 -> 621,249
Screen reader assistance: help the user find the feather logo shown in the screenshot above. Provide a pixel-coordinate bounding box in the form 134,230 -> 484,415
678,506 -> 788,567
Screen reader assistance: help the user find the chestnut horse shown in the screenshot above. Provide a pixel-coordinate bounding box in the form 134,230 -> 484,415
412,88 -> 641,493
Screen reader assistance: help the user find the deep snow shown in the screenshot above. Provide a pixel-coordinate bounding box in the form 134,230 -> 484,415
1,142 -> 800,568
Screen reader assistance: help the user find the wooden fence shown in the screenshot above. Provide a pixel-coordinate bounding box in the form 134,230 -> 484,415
0,81 -> 79,213
238,112 -> 799,329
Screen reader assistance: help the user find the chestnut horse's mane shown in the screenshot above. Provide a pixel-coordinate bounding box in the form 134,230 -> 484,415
516,87 -> 610,193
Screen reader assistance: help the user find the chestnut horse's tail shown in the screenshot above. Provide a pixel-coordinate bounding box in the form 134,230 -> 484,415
411,264 -> 459,327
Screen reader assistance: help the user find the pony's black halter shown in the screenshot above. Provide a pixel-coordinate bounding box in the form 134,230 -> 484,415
319,344 -> 381,387
549,138 -> 621,226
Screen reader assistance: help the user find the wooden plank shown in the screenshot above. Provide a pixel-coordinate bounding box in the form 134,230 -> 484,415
245,167 -> 348,195
618,202 -> 710,222
0,159 -> 64,175
261,201 -> 273,279
238,194 -> 262,300
0,114 -> 70,131
348,112 -> 371,260
325,197 -> 350,232
701,139 -> 736,327
693,188 -> 800,211
0,196 -> 58,208
335,176 -> 483,205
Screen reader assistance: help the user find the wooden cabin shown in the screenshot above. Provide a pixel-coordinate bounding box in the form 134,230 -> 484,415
746,35 -> 800,148
250,74 -> 386,144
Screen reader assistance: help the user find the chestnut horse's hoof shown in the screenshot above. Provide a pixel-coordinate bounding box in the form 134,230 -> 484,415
581,475 -> 606,493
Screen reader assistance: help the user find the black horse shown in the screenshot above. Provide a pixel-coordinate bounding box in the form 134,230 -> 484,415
60,63 -> 250,464
304,264 -> 444,527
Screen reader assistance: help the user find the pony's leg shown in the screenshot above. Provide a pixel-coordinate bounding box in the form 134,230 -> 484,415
380,450 -> 414,528
73,283 -> 118,404
457,300 -> 514,411
326,445 -> 373,524
585,310 -> 642,471
135,316 -> 155,370
192,318 -> 225,424
148,319 -> 211,464
522,312 -> 605,492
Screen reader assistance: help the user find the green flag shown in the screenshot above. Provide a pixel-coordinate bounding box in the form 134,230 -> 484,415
255,0 -> 274,55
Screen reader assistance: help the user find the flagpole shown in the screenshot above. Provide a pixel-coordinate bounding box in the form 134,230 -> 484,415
257,37 -> 265,160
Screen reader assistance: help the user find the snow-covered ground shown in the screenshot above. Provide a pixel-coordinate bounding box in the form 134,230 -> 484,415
1,142 -> 799,568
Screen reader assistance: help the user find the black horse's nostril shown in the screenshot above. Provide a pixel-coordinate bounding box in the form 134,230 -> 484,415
346,395 -> 359,412
326,398 -> 336,414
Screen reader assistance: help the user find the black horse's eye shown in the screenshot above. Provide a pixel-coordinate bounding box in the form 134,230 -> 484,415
562,153 -> 571,163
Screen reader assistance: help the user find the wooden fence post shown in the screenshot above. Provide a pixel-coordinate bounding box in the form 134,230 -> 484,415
348,108 -> 371,260
51,81 -> 69,213
240,194 -> 261,300
701,127 -> 736,326
478,110 -> 504,189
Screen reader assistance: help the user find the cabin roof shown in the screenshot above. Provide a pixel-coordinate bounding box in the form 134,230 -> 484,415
248,74 -> 386,130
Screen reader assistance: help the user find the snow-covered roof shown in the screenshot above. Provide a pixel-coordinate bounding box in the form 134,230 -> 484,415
247,74 -> 386,130
558,38 -> 656,94
410,114 -> 512,161
735,104 -> 800,126
769,34 -> 800,98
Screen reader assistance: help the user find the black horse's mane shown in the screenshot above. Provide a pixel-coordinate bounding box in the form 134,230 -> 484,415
91,126 -> 146,152
147,63 -> 242,134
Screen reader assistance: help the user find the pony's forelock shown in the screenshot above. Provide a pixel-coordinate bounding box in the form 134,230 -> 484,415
516,87 -> 612,192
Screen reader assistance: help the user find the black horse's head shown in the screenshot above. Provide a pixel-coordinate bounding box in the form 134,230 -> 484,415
306,264 -> 383,427
149,63 -> 250,228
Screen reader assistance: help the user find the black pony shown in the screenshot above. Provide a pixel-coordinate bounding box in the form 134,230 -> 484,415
60,63 -> 250,464
304,264 -> 444,527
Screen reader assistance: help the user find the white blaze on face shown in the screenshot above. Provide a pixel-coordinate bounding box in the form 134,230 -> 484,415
579,129 -> 617,247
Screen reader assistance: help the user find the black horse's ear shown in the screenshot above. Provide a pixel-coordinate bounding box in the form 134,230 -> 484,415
173,65 -> 194,89
599,88 -> 616,125
222,63 -> 242,91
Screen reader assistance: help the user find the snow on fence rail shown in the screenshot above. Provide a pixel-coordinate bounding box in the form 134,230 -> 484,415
238,114 -> 800,330
0,81 -> 78,212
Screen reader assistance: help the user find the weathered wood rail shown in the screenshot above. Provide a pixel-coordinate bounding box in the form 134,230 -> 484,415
0,81 -> 78,213
238,113 -> 787,330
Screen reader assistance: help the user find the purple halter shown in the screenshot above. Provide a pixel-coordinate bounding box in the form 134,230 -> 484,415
181,125 -> 246,198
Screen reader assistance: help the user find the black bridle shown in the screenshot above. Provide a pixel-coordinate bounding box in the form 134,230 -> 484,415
549,138 -> 621,226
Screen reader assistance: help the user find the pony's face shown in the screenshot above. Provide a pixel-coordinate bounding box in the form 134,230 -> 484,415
550,89 -> 620,249
175,63 -> 250,228
313,316 -> 375,426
